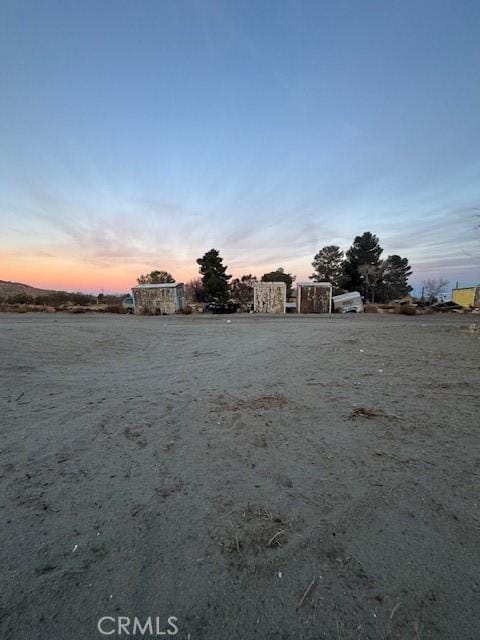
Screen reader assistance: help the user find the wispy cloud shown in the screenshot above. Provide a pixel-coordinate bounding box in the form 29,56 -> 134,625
1,178 -> 479,289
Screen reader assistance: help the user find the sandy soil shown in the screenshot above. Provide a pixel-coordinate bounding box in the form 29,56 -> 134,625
0,312 -> 479,640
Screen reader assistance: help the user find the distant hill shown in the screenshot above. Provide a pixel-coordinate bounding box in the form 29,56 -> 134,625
0,280 -> 126,305
0,280 -> 57,299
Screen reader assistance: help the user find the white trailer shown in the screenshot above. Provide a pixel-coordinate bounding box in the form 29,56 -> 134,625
332,291 -> 363,313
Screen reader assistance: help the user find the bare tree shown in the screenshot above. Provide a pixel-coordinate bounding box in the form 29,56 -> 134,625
230,274 -> 257,305
423,278 -> 449,303
359,263 -> 384,303
185,278 -> 205,303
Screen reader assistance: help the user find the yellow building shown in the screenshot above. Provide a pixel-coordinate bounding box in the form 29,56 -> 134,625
451,286 -> 480,308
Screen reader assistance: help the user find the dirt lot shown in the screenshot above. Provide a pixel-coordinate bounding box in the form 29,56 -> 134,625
0,312 -> 479,640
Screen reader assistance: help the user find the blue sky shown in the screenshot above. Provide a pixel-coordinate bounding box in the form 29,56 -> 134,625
1,0 -> 479,292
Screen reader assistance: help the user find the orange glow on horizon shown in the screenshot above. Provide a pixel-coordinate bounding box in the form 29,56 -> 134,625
1,251 -> 317,294
0,255 -> 197,294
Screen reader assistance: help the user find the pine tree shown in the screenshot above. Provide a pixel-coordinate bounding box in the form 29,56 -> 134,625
310,245 -> 345,293
343,232 -> 383,293
380,255 -> 412,301
196,249 -> 231,303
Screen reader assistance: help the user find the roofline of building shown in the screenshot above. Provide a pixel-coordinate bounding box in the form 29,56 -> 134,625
132,283 -> 184,289
253,282 -> 287,286
297,282 -> 332,287
452,286 -> 479,291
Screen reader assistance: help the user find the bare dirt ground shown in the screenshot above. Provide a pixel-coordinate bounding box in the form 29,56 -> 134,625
0,312 -> 479,640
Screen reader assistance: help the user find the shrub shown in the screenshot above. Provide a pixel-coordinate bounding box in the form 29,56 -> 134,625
105,304 -> 126,314
394,304 -> 417,316
364,304 -> 378,313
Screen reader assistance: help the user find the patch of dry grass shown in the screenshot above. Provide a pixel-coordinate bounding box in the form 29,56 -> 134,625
364,304 -> 379,313
212,504 -> 288,556
393,304 -> 417,316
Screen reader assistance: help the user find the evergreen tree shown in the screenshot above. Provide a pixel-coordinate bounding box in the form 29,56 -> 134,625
310,245 -> 345,294
261,267 -> 295,298
196,249 -> 231,302
343,232 -> 383,292
380,255 -> 412,301
137,270 -> 175,284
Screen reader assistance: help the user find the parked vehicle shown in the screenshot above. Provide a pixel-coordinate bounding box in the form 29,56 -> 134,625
122,295 -> 135,313
204,302 -> 240,314
332,291 -> 363,313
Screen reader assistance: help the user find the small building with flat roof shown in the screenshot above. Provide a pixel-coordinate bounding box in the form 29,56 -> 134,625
253,282 -> 286,314
131,283 -> 186,315
451,286 -> 480,308
297,282 -> 332,314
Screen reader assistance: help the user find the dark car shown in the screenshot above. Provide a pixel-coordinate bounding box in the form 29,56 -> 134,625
204,302 -> 240,314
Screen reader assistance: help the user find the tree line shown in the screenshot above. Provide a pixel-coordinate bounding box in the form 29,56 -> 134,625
2,291 -> 126,306
3,291 -> 97,306
137,231 -> 413,304
310,232 -> 412,302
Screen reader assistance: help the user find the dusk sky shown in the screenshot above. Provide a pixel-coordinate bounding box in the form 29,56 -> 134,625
1,0 -> 479,293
